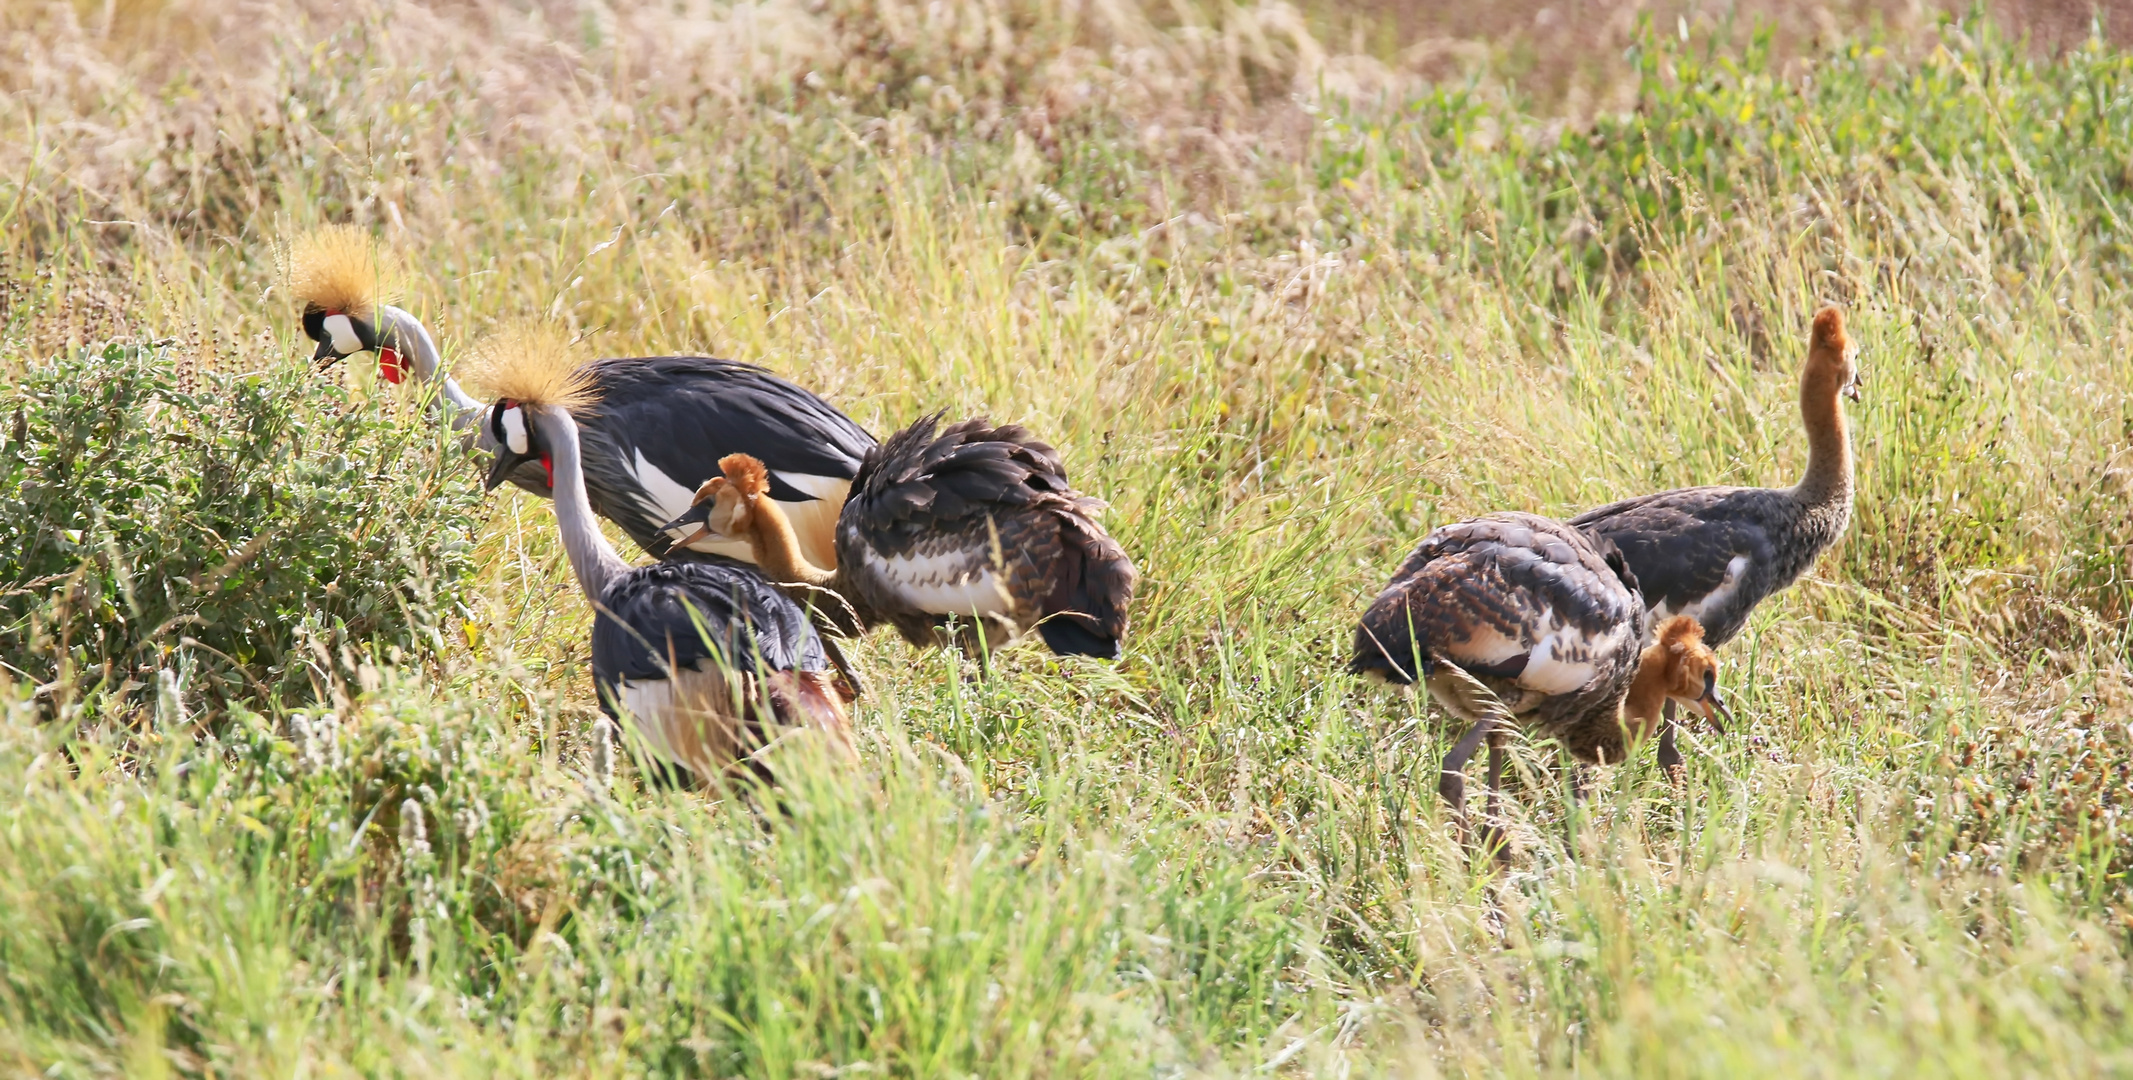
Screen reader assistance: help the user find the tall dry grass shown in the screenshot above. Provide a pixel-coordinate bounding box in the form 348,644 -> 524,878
2,0 -> 2132,1075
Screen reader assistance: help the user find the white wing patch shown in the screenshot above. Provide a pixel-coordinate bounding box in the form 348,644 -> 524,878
624,448 -> 700,527
619,679 -> 685,765
615,664 -> 749,773
1673,555 -> 1751,629
1518,609 -> 1630,696
860,546 -> 1013,616
773,471 -> 849,500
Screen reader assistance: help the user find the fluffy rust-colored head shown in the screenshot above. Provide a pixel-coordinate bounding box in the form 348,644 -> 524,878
668,455 -> 772,548
459,321 -> 597,411
1807,306 -> 1862,402
1651,615 -> 1730,731
287,225 -> 391,317
719,453 -> 772,499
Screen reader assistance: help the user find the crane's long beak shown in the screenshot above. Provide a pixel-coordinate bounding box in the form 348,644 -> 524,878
1696,670 -> 1732,735
656,503 -> 714,549
313,340 -> 348,371
485,449 -> 530,492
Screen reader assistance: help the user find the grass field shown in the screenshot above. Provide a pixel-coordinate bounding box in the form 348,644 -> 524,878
4,0 -> 2133,1074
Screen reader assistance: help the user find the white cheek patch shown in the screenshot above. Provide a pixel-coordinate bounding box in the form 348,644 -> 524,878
323,313 -> 362,357
501,407 -> 529,455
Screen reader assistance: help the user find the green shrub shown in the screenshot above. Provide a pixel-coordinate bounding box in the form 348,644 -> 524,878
0,341 -> 482,714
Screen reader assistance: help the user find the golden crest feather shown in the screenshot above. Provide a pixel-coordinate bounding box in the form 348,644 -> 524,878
460,321 -> 599,410
287,225 -> 392,316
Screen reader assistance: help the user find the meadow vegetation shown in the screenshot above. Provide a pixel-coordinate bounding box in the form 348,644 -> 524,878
2,0 -> 2131,1074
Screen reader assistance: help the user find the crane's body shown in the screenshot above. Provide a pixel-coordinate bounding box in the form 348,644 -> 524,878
504,385 -> 856,783
1570,482 -> 1850,649
1353,512 -> 1654,761
837,415 -> 1135,658
1567,307 -> 1860,777
492,355 -> 873,569
665,415 -> 1139,661
1352,512 -> 1725,854
590,558 -> 852,780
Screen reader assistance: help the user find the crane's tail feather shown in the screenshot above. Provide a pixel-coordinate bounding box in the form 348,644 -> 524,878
1037,507 -> 1136,661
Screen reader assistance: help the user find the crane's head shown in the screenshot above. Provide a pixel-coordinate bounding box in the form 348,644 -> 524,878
657,454 -> 771,548
1648,615 -> 1731,733
289,226 -> 410,382
1809,306 -> 1863,403
481,397 -> 548,490
460,323 -> 596,491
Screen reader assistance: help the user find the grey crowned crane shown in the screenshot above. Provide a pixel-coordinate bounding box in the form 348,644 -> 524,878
1350,512 -> 1728,853
661,414 -> 1138,660
289,226 -> 482,419
1570,307 -> 1861,778
289,228 -> 877,570
483,329 -> 856,783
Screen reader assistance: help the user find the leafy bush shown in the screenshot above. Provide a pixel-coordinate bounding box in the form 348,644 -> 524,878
0,341 -> 482,713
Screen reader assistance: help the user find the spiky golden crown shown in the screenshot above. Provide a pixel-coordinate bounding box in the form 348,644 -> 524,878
459,321 -> 599,411
287,225 -> 393,316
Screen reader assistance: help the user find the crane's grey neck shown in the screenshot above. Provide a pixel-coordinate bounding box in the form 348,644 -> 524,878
377,304 -> 485,439
531,404 -> 629,600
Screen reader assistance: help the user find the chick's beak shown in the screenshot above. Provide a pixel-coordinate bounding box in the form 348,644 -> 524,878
1697,670 -> 1732,734
1843,363 -> 1864,402
657,503 -> 714,549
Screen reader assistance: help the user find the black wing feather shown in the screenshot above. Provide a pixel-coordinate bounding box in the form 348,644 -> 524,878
559,356 -> 877,555
590,559 -> 829,710
1570,486 -> 1787,646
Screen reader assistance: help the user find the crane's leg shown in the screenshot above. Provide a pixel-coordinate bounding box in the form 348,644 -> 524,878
1657,699 -> 1685,788
1438,717 -> 1493,849
1484,727 -> 1510,864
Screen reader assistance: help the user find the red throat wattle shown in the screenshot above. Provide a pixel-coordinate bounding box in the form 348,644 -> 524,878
541,455 -> 554,488
378,347 -> 407,384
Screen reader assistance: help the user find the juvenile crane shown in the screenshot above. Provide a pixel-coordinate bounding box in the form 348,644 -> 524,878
475,328 -> 857,783
662,414 -> 1137,659
289,227 -> 876,569
1571,307 -> 1861,776
1351,513 -> 1728,851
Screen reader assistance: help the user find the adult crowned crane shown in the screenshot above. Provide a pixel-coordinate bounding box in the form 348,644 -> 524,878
660,414 -> 1137,660
1570,307 -> 1861,779
288,226 -> 877,570
466,326 -> 857,784
1350,512 -> 1729,855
